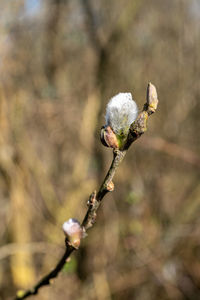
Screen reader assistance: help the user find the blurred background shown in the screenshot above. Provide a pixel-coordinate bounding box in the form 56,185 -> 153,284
0,0 -> 200,299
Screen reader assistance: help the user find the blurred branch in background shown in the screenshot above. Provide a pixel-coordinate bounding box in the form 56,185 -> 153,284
140,136 -> 200,168
0,242 -> 63,261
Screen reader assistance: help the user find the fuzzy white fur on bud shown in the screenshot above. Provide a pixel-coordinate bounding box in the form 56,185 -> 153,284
105,93 -> 138,137
62,218 -> 84,248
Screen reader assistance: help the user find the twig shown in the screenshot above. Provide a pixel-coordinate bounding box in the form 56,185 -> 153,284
82,149 -> 126,231
14,244 -> 74,300
14,83 -> 158,300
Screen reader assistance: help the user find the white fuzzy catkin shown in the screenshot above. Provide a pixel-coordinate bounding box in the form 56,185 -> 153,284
62,218 -> 82,237
105,93 -> 138,136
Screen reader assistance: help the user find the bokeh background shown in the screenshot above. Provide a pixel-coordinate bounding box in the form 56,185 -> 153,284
0,1 -> 200,299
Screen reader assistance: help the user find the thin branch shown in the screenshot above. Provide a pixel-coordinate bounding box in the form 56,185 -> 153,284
82,149 -> 126,231
14,244 -> 74,300
14,83 -> 158,300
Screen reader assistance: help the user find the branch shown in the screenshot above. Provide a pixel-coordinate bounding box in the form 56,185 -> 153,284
82,149 -> 126,231
80,0 -> 102,53
14,83 -> 158,300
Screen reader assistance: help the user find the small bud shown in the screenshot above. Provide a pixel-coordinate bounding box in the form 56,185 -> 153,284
146,83 -> 158,114
87,191 -> 97,207
100,125 -> 119,149
62,218 -> 84,249
103,93 -> 138,149
107,181 -> 114,191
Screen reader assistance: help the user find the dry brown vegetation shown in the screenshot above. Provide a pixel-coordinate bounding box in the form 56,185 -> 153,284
0,1 -> 200,300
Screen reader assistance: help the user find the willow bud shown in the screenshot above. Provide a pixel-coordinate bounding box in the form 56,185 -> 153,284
102,93 -> 138,149
100,125 -> 120,149
62,219 -> 84,249
146,83 -> 158,114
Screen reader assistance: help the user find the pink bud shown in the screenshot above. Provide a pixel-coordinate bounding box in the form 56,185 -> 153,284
62,219 -> 84,249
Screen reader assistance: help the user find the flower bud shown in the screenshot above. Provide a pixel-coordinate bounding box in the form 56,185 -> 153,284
146,83 -> 158,114
104,93 -> 138,149
62,219 -> 84,249
100,125 -> 119,149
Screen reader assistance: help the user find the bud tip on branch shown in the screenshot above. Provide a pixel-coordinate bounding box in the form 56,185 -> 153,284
146,82 -> 158,114
101,93 -> 138,149
62,218 -> 84,249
